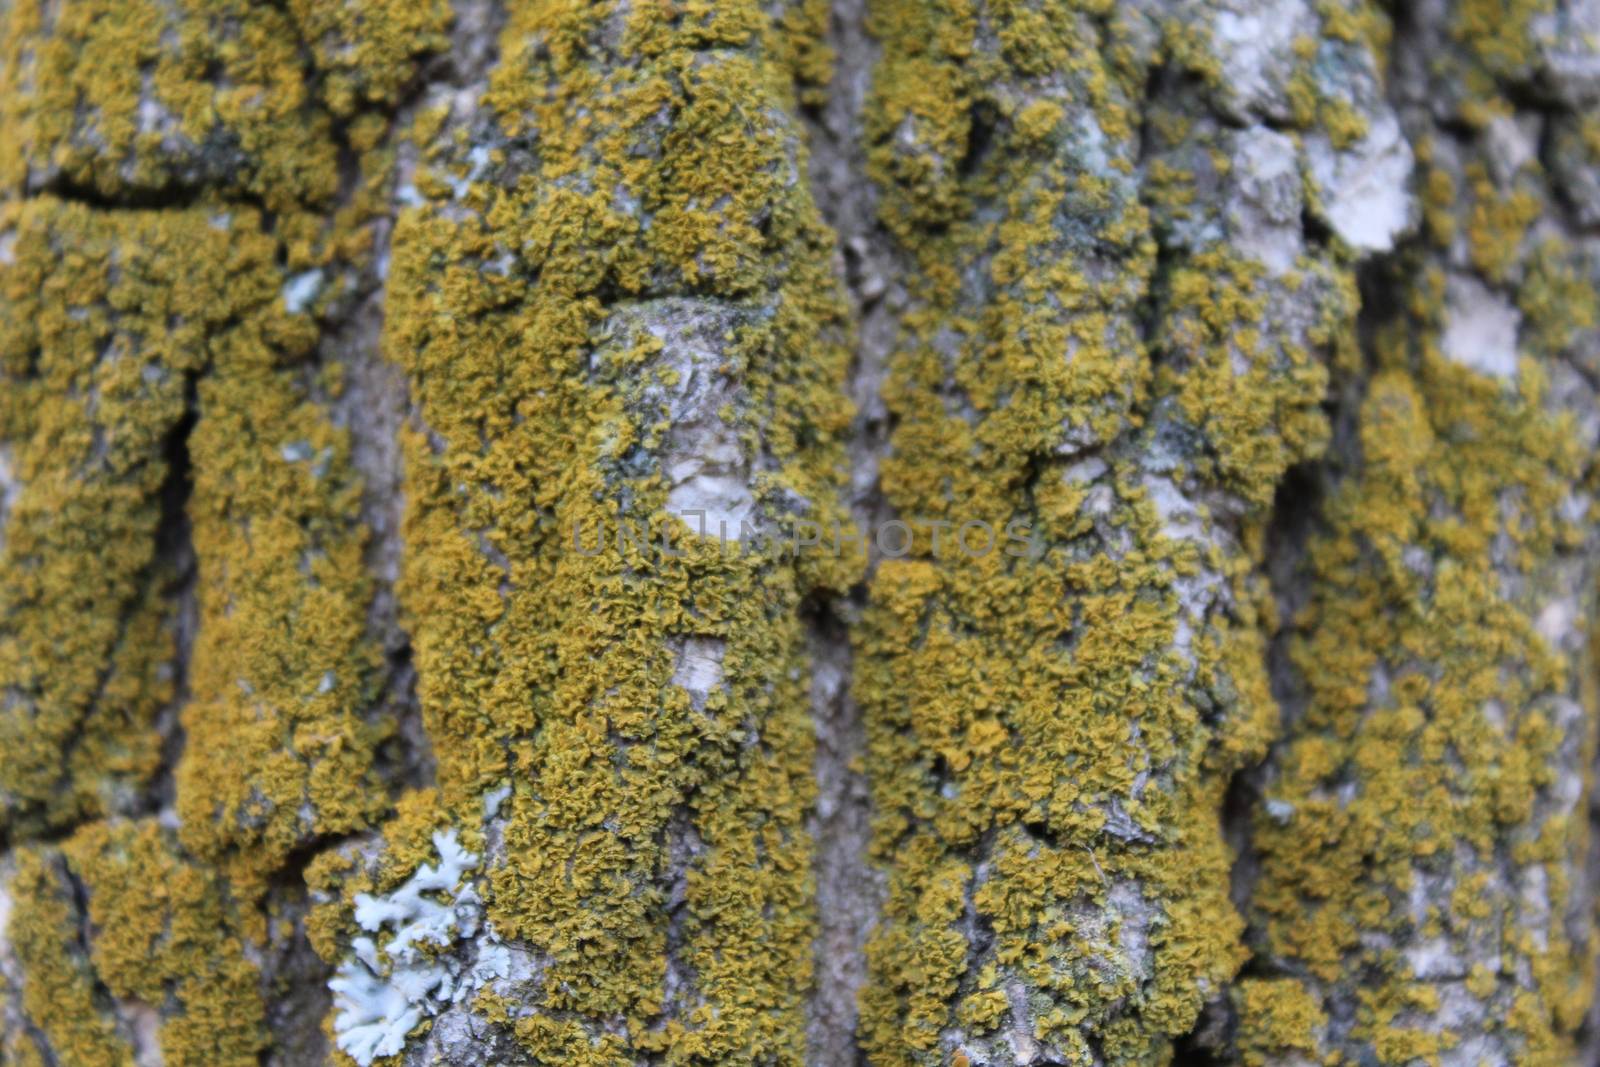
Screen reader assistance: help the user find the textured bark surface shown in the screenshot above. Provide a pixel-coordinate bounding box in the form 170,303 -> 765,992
0,1 -> 1598,1066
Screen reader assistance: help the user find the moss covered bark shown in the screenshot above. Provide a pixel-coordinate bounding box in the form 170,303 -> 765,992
0,1 -> 1598,1066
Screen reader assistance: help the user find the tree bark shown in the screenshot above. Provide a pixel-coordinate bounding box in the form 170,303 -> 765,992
1,1 -> 1599,1065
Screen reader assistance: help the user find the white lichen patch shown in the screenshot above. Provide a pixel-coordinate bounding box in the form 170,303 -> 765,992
331,830 -> 528,1067
482,784 -> 511,819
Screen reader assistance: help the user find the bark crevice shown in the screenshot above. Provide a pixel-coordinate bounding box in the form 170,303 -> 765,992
799,4 -> 896,1062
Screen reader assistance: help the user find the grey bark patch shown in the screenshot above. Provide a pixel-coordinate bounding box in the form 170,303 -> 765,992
1304,111 -> 1416,253
1224,126 -> 1304,274
670,636 -> 727,708
1442,274 -> 1521,380
797,3 -> 890,1062
1208,0 -> 1317,123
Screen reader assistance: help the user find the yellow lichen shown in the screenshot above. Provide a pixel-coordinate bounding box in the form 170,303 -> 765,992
175,239 -> 391,901
63,821 -> 267,1065
0,201 -> 229,835
337,1 -> 859,1060
852,2 -> 1366,1062
6,847 -> 132,1066
1241,295 -> 1595,1063
1233,978 -> 1327,1066
5,821 -> 267,1067
1,0 -> 451,1059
